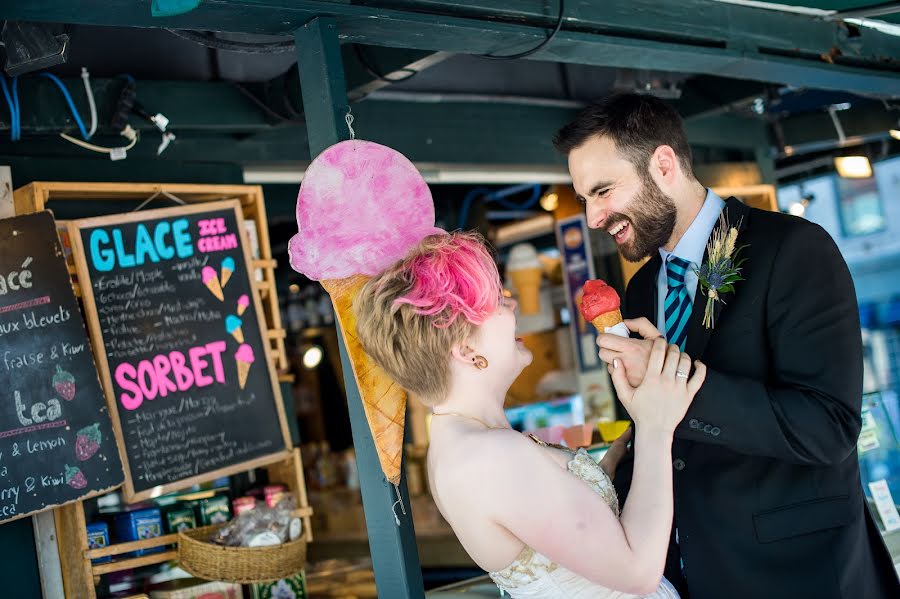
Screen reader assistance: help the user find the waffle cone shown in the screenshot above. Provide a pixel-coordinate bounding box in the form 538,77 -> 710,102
322,275 -> 406,486
236,359 -> 251,389
231,327 -> 244,344
591,309 -> 623,331
204,277 -> 224,301
221,268 -> 234,288
510,267 -> 542,315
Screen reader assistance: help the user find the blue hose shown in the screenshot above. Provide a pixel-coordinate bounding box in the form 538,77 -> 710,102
39,72 -> 89,140
457,183 -> 543,229
12,77 -> 20,141
0,75 -> 17,141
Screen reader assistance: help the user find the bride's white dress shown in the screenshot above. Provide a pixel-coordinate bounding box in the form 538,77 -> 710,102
488,442 -> 680,599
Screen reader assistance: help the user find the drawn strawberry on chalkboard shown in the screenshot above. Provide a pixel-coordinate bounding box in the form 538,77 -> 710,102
53,366 -> 76,401
65,465 -> 87,489
75,423 -> 102,461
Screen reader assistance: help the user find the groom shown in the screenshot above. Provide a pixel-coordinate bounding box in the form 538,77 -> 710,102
554,93 -> 899,598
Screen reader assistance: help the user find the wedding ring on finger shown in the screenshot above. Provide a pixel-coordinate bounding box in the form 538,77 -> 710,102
676,370 -> 689,379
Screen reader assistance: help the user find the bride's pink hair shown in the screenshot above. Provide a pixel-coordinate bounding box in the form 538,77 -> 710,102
393,231 -> 503,328
354,231 -> 503,404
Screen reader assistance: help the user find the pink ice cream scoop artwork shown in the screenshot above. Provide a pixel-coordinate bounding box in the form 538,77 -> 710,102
237,294 -> 250,316
201,265 -> 224,301
234,343 -> 255,390
288,139 -> 441,280
288,138 -> 442,489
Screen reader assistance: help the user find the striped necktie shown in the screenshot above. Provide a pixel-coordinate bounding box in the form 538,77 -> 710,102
664,256 -> 692,351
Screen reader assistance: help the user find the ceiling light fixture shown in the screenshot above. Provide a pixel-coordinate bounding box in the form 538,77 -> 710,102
834,156 -> 873,178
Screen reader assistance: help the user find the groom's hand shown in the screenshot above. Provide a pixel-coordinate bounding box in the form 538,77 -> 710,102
597,318 -> 664,388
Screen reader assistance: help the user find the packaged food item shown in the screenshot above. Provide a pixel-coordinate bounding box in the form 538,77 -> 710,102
264,484 -> 286,508
162,504 -> 196,534
232,496 -> 257,516
114,507 -> 164,556
211,496 -> 298,547
148,577 -> 242,599
86,522 -> 111,563
250,571 -> 308,599
194,495 -> 231,526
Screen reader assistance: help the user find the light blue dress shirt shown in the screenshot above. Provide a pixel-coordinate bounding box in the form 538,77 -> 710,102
656,189 -> 726,335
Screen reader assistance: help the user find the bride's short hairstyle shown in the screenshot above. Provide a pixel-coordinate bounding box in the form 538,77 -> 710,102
354,231 -> 503,406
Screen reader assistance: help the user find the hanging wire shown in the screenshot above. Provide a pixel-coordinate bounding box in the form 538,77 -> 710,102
81,67 -> 98,137
39,72 -> 89,140
480,0 -> 566,60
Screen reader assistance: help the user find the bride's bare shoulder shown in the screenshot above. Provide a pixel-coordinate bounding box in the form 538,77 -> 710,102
430,429 -> 545,481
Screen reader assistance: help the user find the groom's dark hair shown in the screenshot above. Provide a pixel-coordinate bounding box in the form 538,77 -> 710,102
553,93 -> 694,177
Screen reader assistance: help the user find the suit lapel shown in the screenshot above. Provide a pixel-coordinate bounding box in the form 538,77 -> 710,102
684,197 -> 750,359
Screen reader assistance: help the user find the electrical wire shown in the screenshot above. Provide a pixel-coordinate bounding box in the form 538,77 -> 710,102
39,72 -> 89,140
231,82 -> 305,123
167,29 -> 295,53
353,45 -> 418,83
60,125 -> 139,154
81,67 -> 97,137
0,75 -> 18,141
480,0 -> 565,60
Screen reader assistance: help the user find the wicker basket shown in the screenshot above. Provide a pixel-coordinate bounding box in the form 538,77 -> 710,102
177,525 -> 307,584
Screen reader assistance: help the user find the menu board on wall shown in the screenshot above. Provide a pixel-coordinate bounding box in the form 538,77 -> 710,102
70,201 -> 290,501
0,211 -> 123,524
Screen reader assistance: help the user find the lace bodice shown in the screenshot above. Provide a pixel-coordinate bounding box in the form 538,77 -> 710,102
487,443 -> 679,599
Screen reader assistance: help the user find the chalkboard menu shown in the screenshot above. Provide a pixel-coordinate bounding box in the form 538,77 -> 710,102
0,211 -> 123,524
70,201 -> 290,501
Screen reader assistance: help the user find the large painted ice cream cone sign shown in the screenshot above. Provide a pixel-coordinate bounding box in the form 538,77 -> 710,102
288,140 -> 440,486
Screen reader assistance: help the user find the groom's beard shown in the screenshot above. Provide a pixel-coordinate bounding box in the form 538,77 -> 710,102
614,173 -> 677,262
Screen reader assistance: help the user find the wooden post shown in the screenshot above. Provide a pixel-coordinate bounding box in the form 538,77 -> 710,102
295,16 -> 426,598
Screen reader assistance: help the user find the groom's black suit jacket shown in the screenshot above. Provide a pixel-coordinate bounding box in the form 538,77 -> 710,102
615,197 -> 899,598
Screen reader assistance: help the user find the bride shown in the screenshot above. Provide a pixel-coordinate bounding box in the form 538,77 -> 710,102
354,231 -> 705,598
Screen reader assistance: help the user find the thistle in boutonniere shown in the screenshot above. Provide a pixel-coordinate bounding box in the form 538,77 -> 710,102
695,214 -> 747,329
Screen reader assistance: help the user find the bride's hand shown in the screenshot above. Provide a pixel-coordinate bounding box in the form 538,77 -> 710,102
608,338 -> 706,436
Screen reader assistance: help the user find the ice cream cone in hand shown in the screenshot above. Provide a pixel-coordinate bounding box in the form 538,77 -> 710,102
579,279 -> 627,337
201,266 -> 224,301
235,343 -> 255,389
322,275 -> 406,486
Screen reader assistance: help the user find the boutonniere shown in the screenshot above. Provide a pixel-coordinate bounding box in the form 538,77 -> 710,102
695,214 -> 747,329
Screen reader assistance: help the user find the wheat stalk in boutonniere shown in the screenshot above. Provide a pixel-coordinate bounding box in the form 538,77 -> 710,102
695,214 -> 747,329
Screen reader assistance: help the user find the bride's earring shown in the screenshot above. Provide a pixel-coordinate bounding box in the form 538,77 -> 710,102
472,355 -> 489,370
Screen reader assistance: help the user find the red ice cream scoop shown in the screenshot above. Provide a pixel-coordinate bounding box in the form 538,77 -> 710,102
579,279 -> 621,323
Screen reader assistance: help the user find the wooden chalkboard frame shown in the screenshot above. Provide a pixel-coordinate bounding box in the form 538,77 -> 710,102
0,210 -> 125,524
68,200 -> 292,502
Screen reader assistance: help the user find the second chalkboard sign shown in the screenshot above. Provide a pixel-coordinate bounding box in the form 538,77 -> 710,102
70,201 -> 291,501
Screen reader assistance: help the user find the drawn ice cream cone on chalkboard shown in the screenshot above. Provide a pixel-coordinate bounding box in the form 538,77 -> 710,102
226,314 -> 244,343
201,266 -> 224,301
53,365 -> 76,401
220,256 -> 235,288
75,422 -> 102,461
235,343 -> 255,389
65,465 -> 87,489
237,294 -> 250,316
